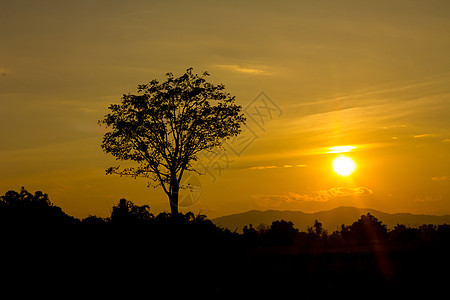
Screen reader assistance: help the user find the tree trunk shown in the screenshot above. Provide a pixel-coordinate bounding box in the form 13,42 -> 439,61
169,176 -> 179,215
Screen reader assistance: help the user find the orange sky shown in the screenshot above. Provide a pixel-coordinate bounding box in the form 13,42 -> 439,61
1,0 -> 450,219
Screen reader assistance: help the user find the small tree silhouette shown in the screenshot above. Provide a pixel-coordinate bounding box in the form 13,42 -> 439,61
99,68 -> 245,214
266,220 -> 298,246
0,187 -> 77,226
346,213 -> 388,242
110,198 -> 153,225
242,224 -> 258,245
313,219 -> 323,237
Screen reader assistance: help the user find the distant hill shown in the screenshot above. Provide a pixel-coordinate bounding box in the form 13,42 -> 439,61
212,206 -> 450,232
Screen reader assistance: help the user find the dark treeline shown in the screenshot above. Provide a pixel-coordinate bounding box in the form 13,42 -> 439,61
2,187 -> 448,251
1,188 -> 449,298
0,187 -> 233,241
242,216 -> 450,252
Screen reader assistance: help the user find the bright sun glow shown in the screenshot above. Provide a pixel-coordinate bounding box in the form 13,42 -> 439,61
332,156 -> 357,176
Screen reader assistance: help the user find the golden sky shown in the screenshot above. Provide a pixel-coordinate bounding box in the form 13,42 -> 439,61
1,0 -> 450,218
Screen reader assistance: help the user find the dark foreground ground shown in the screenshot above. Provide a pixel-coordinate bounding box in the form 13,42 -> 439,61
1,190 -> 448,299
2,226 -> 448,299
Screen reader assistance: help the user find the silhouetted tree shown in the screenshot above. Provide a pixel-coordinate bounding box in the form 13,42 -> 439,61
0,187 -> 77,226
313,219 -> 323,237
418,224 -> 437,243
329,229 -> 343,245
344,213 -> 388,242
437,224 -> 450,247
99,68 -> 245,214
389,224 -> 418,245
256,223 -> 269,234
266,220 -> 298,246
242,224 -> 258,245
1,187 -> 51,208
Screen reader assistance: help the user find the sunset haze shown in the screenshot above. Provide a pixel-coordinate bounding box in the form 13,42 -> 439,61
1,0 -> 450,220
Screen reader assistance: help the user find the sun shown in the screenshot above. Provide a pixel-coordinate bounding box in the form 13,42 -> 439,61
332,155 -> 357,177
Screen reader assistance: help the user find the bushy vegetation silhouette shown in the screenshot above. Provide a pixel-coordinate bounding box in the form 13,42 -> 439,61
109,198 -> 153,225
0,187 -> 77,227
1,187 -> 449,297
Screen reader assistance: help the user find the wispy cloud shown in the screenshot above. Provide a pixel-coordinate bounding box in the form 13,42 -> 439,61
248,164 -> 306,170
327,145 -> 357,153
302,143 -> 384,156
287,73 -> 450,143
248,165 -> 277,170
414,195 -> 443,203
213,64 -> 269,75
431,176 -> 450,181
381,124 -> 408,130
252,186 -> 373,207
413,133 -> 434,138
294,73 -> 450,110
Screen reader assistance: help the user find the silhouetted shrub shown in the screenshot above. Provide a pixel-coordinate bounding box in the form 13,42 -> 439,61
82,215 -> 109,225
110,198 -> 153,225
0,187 -> 78,227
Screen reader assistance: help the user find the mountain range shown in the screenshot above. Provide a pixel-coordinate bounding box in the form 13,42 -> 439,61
212,206 -> 450,232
